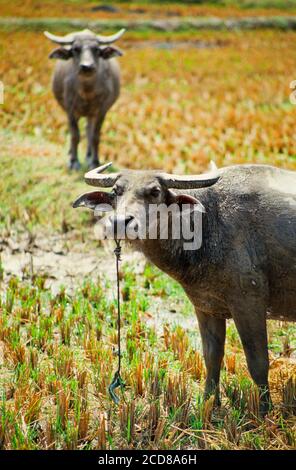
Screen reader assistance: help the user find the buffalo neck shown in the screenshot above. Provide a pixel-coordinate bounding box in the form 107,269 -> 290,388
140,238 -> 204,285
77,73 -> 98,99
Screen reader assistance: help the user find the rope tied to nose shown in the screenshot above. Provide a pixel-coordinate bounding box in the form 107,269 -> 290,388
108,239 -> 126,404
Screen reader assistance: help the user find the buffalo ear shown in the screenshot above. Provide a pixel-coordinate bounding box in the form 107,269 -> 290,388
49,47 -> 73,60
166,190 -> 205,212
100,46 -> 123,60
72,191 -> 113,211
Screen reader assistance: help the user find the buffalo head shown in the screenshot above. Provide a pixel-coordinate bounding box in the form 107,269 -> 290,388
44,28 -> 125,76
73,162 -> 220,244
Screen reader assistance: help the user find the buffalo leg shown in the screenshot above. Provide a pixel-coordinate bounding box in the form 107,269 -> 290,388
68,116 -> 81,170
87,114 -> 106,170
196,310 -> 226,406
229,299 -> 271,416
85,119 -> 92,162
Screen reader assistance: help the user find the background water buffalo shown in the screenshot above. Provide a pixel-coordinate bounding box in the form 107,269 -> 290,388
45,28 -> 125,170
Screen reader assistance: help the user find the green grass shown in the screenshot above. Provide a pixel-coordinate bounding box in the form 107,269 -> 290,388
212,0 -> 296,8
0,133 -> 91,233
3,16 -> 296,34
0,26 -> 295,449
0,264 -> 295,449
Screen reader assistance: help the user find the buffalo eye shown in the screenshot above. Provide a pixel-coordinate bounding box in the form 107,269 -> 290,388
91,45 -> 100,55
72,45 -> 81,55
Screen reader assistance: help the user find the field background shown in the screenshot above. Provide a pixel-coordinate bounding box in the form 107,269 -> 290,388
0,0 -> 296,450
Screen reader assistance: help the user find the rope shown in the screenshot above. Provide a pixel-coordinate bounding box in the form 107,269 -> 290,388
108,239 -> 125,404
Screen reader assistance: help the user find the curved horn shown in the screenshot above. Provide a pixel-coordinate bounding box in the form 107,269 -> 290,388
159,161 -> 220,189
96,28 -> 126,44
44,31 -> 75,45
85,162 -> 120,187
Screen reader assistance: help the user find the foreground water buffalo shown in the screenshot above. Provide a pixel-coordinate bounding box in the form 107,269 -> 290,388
73,163 -> 296,415
44,28 -> 125,170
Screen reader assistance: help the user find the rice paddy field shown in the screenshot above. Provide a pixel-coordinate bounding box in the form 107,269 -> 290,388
0,0 -> 296,451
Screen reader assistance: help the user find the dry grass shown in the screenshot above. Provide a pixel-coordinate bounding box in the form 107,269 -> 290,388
1,30 -> 296,178
0,20 -> 296,450
0,270 -> 295,450
1,1 -> 296,20
1,29 -> 295,233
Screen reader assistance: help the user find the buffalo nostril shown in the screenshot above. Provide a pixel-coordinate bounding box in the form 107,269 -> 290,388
132,222 -> 139,233
80,64 -> 95,73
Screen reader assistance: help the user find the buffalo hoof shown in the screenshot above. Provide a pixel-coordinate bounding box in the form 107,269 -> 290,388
204,392 -> 221,408
258,387 -> 272,418
68,160 -> 81,171
259,400 -> 272,418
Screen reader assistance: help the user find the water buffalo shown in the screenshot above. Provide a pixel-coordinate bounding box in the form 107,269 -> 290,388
44,28 -> 125,170
73,162 -> 296,415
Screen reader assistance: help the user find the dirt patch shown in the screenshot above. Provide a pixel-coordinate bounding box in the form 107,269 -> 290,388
0,230 -> 199,335
0,230 -> 144,292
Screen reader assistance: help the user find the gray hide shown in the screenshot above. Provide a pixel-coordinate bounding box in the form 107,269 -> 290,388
73,163 -> 296,415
